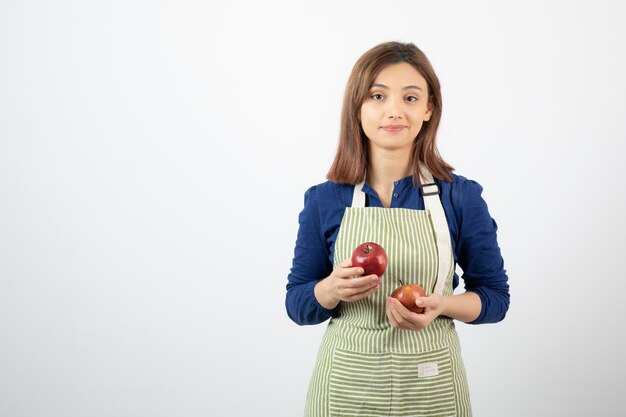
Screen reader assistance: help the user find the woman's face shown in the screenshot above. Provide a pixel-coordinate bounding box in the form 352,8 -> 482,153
359,62 -> 433,154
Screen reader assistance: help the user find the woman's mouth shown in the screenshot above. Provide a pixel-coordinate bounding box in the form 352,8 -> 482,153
381,125 -> 406,132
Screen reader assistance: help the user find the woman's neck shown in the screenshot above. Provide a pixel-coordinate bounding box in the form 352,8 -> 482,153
366,150 -> 412,188
366,149 -> 412,207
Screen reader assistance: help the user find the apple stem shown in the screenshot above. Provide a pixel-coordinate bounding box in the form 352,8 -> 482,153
398,279 -> 404,286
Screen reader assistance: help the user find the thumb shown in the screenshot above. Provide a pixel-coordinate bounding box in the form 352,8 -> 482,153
415,296 -> 429,308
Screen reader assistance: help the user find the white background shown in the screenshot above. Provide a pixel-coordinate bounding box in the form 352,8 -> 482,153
1,1 -> 625,416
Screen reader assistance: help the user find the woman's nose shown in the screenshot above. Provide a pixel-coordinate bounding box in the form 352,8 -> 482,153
385,97 -> 403,119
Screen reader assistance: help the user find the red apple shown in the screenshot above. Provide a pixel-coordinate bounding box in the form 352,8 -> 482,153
351,242 -> 387,277
390,284 -> 427,313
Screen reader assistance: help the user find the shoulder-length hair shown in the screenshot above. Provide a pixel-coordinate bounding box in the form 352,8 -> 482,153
326,41 -> 453,185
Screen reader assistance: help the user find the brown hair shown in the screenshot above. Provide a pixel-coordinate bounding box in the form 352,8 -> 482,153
326,41 -> 453,185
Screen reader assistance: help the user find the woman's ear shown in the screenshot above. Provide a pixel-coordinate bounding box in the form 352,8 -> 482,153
424,100 -> 433,122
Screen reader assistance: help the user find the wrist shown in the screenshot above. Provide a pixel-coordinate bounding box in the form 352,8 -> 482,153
439,294 -> 451,317
314,278 -> 340,310
439,292 -> 481,323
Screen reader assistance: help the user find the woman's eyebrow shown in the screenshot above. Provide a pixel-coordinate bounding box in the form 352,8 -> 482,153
371,83 -> 423,91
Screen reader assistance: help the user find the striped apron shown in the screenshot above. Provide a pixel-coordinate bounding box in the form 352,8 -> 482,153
304,168 -> 472,417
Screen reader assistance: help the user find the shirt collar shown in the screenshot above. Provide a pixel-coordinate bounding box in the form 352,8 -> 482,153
361,174 -> 414,196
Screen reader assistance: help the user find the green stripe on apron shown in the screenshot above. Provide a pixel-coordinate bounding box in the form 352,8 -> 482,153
304,176 -> 472,417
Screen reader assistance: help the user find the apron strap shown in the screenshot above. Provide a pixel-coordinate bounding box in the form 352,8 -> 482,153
419,163 -> 452,295
351,181 -> 366,208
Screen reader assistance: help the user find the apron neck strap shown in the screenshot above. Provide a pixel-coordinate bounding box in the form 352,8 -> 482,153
351,180 -> 366,208
419,163 -> 453,295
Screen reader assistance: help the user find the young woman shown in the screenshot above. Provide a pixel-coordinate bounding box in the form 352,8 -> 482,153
286,41 -> 509,417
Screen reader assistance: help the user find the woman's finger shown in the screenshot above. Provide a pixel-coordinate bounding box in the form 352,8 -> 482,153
348,274 -> 379,287
386,298 -> 400,327
387,297 -> 409,328
342,277 -> 380,298
337,275 -> 379,293
387,297 -> 426,331
345,283 -> 380,301
336,266 -> 366,278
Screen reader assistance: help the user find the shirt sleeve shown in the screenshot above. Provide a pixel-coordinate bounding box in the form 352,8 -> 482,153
453,179 -> 510,324
285,185 -> 336,325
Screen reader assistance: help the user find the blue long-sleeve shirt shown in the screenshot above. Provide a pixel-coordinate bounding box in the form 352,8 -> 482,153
285,173 -> 510,326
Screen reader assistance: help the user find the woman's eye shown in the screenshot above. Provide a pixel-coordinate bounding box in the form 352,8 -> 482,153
371,93 -> 384,100
406,96 -> 418,102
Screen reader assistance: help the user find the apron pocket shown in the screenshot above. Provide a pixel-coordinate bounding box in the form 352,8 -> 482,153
329,348 -> 393,416
391,346 -> 457,417
328,346 -> 457,417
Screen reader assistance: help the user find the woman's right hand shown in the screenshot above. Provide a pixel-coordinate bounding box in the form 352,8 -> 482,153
314,258 -> 382,309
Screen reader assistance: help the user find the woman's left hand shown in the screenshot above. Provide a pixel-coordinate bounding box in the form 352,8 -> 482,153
385,294 -> 446,331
